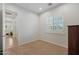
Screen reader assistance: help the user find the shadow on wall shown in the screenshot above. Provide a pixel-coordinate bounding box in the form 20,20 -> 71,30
0,11 -> 3,55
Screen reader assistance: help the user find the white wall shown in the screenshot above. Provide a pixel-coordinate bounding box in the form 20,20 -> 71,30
0,4 -> 2,11
0,4 -> 2,49
5,3 -> 79,48
40,4 -> 79,48
0,10 -> 2,49
5,4 -> 39,45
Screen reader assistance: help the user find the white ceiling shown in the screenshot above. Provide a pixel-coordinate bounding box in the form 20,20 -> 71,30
15,3 -> 62,14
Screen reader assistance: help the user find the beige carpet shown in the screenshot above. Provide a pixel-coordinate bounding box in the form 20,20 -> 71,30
6,40 -> 68,55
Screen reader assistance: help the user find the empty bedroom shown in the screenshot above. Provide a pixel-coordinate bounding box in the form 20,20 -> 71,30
3,3 -> 79,55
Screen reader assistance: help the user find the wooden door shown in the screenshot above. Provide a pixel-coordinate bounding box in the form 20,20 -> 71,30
68,26 -> 79,55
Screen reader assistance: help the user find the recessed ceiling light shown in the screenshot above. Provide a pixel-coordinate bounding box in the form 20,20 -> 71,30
39,7 -> 42,10
48,3 -> 52,6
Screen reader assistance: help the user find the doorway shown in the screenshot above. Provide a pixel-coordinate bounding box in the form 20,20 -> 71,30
3,9 -> 18,54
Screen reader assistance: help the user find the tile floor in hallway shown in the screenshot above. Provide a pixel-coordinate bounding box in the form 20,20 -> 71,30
6,40 -> 68,55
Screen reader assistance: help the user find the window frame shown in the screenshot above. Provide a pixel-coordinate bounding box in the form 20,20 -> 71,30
47,16 -> 65,34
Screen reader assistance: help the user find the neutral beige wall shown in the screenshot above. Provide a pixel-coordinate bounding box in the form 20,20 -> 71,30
40,4 -> 79,48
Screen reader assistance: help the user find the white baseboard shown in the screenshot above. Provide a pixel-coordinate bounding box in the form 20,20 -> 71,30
40,39 -> 68,48
18,38 -> 38,46
18,38 -> 68,48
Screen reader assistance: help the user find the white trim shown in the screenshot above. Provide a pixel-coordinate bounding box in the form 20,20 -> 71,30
19,39 -> 68,48
18,39 -> 38,46
40,39 -> 68,48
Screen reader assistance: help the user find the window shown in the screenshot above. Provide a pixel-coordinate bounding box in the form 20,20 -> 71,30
47,16 -> 64,33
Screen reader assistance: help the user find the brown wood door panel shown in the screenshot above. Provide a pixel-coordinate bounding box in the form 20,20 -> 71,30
68,25 -> 79,55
